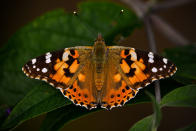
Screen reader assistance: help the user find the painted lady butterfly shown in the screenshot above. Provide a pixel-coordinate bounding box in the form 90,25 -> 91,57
22,34 -> 177,110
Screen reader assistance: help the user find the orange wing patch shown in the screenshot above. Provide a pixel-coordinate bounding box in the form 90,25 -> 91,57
113,73 -> 121,83
78,73 -> 86,82
120,59 -> 130,73
61,80 -> 97,109
129,62 -> 147,83
49,50 -> 80,87
101,80 -> 138,109
51,62 -> 68,82
69,60 -> 79,73
120,49 -> 150,89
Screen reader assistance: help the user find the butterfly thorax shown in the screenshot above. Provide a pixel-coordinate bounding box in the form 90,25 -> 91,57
92,35 -> 107,91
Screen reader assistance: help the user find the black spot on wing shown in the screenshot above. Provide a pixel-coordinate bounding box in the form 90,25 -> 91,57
70,49 -> 75,55
124,57 -> 134,66
126,68 -> 136,77
66,55 -> 75,66
63,68 -> 74,77
124,49 -> 129,55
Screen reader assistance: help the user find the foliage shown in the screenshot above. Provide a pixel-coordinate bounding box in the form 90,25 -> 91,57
0,1 -> 195,131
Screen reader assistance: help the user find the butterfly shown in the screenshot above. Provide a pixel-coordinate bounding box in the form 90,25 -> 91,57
22,34 -> 177,110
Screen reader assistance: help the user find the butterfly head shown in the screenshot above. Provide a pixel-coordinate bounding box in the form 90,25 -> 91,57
93,34 -> 107,58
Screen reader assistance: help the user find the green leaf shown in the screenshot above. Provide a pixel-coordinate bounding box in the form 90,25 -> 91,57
129,92 -> 161,131
1,84 -> 70,130
40,104 -> 99,131
160,84 -> 196,108
163,45 -> 196,84
129,115 -> 153,131
0,1 -> 141,130
0,1 -> 141,107
176,121 -> 196,131
0,105 -> 10,127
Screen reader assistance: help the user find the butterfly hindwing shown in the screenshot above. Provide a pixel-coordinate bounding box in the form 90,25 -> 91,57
59,58 -> 98,109
100,55 -> 139,109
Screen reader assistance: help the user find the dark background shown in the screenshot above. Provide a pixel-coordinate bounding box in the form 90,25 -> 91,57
1,0 -> 196,131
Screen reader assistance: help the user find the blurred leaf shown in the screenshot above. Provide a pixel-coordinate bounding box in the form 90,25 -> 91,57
1,84 -> 70,130
163,45 -> 196,84
0,1 -> 141,107
126,78 -> 182,107
129,92 -> 161,131
0,105 -> 10,127
0,1 -> 141,130
160,84 -> 196,108
129,115 -> 153,131
40,104 -> 98,131
176,121 -> 196,131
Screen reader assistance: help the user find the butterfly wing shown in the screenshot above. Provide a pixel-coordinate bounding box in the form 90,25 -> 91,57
60,58 -> 98,109
100,46 -> 177,109
100,55 -> 139,109
110,46 -> 177,89
22,46 -> 98,109
23,47 -> 92,88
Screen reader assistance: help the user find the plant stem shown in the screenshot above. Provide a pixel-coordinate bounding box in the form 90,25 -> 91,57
150,15 -> 189,45
120,0 -> 194,103
151,0 -> 196,12
144,16 -> 161,103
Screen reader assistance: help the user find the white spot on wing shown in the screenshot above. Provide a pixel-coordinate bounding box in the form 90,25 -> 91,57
129,51 -> 137,61
163,58 -> 168,64
36,68 -> 40,71
35,77 -> 39,80
45,52 -> 52,59
32,59 -> 36,64
148,52 -> 154,58
49,83 -> 54,86
42,78 -> 47,82
131,48 -> 135,51
148,52 -> 155,64
163,65 -> 166,68
152,67 -> 158,73
148,58 -> 154,63
159,68 -> 163,71
62,51 -> 70,61
46,59 -> 51,63
33,65 -> 36,68
42,68 -> 48,73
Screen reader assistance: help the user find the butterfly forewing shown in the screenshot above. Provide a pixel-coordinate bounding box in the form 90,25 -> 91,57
22,47 -> 92,89
108,46 -> 177,90
22,49 -> 64,86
